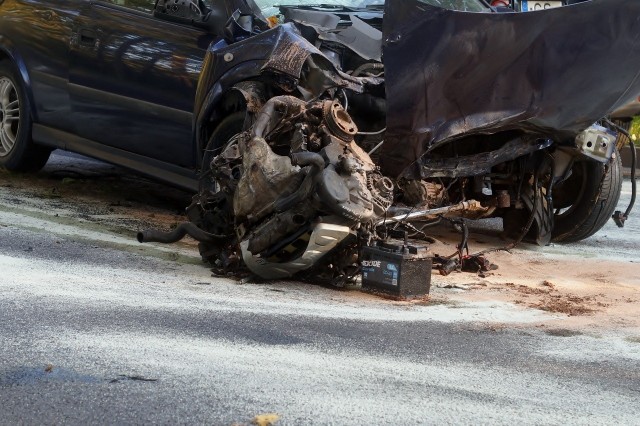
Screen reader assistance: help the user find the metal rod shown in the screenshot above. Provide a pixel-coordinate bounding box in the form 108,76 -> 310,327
377,200 -> 480,226
358,127 -> 386,136
368,140 -> 385,155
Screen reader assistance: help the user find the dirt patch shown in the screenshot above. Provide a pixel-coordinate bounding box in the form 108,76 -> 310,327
506,283 -> 604,316
532,295 -> 596,316
432,236 -> 640,331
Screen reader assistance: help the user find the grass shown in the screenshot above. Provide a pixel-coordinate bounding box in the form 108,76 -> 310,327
630,116 -> 640,146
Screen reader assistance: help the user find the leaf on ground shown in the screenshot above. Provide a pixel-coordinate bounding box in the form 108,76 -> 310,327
252,413 -> 280,426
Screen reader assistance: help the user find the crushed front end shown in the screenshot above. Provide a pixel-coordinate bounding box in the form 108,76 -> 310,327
140,0 -> 640,283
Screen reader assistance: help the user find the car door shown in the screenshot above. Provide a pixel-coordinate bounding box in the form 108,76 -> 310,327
69,0 -> 215,168
6,0 -> 78,132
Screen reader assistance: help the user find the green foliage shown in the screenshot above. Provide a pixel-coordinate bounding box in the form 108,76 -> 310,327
631,116 -> 640,146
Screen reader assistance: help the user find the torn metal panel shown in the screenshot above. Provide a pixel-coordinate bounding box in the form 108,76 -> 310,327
381,0 -> 640,178
259,25 -> 382,95
280,7 -> 341,29
194,22 -> 382,155
283,8 -> 383,62
421,137 -> 553,178
317,15 -> 382,62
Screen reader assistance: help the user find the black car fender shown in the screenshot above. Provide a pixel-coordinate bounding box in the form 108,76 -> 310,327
193,23 -> 382,166
193,60 -> 266,166
0,35 -> 38,122
193,24 -> 314,163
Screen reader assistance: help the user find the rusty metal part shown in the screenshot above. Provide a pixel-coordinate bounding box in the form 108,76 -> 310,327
233,136 -> 302,223
323,100 -> 358,141
398,180 -> 444,207
379,200 -> 488,225
368,174 -> 394,216
251,96 -> 307,140
228,81 -> 266,114
420,138 -> 553,178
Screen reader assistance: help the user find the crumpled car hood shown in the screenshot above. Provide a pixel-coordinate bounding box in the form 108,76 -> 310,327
380,0 -> 640,178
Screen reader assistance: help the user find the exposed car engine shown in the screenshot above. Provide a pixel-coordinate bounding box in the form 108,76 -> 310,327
184,95 -> 393,279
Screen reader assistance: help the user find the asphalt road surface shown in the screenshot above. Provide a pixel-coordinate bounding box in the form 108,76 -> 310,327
1,152 -> 639,425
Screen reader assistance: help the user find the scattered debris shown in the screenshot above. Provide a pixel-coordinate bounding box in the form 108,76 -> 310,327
252,413 -> 280,426
531,296 -> 596,316
542,280 -> 556,289
437,283 -> 472,291
515,285 -> 553,296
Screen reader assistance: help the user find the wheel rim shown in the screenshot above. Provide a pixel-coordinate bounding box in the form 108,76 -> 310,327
0,77 -> 20,157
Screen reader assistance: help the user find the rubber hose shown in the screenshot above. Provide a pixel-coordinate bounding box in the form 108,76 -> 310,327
352,62 -> 384,77
137,222 -> 226,244
273,152 -> 326,212
626,137 -> 637,218
290,151 -> 326,171
251,96 -> 306,139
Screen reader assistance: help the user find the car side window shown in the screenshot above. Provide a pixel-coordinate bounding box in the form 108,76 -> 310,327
102,0 -> 156,13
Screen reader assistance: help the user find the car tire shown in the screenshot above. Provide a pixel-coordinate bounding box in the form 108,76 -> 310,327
0,61 -> 51,172
551,150 -> 622,242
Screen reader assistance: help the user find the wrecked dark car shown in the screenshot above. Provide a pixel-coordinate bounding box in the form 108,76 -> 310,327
1,0 -> 638,282
173,0 -> 640,281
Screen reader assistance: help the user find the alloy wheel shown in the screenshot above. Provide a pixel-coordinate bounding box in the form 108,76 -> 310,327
0,77 -> 20,157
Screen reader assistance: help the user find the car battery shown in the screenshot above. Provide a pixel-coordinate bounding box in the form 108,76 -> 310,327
360,241 -> 432,298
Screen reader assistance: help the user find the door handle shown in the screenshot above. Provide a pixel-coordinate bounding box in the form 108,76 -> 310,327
79,29 -> 98,47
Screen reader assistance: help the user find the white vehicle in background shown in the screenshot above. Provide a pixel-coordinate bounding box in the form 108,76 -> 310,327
501,0 -> 587,11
